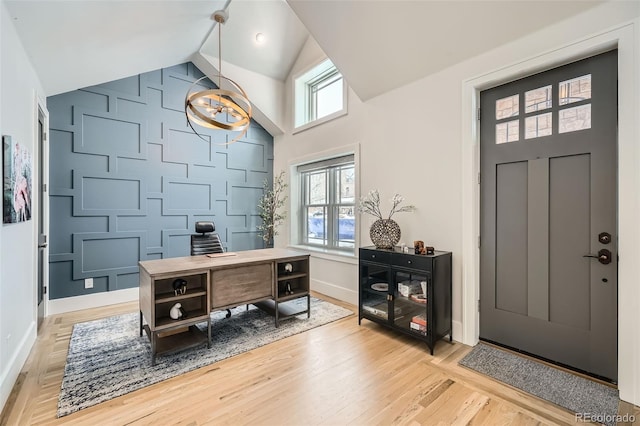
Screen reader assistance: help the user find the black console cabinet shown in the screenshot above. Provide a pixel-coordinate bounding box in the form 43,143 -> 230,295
358,246 -> 452,354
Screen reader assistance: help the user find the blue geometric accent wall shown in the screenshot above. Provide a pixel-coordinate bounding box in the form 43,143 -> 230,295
47,63 -> 273,299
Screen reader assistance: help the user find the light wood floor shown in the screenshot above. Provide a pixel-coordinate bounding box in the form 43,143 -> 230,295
1,293 -> 638,426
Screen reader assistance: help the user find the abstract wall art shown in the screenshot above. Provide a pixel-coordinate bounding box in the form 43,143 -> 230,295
3,135 -> 32,224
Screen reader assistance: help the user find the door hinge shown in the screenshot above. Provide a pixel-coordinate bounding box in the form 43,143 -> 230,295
478,300 -> 480,312
44,286 -> 47,295
478,235 -> 481,248
44,132 -> 47,141
43,183 -> 47,192
477,172 -> 481,184
477,108 -> 481,121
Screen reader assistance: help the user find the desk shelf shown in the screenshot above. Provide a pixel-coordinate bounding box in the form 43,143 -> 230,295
139,270 -> 211,365
272,256 -> 310,327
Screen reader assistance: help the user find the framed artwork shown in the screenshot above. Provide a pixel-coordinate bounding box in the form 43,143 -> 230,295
3,135 -> 32,224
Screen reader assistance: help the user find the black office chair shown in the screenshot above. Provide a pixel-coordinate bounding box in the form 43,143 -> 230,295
191,221 -> 224,255
190,221 -> 231,318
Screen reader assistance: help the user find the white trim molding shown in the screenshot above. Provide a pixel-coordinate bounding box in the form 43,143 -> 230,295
48,287 -> 138,315
461,22 -> 639,405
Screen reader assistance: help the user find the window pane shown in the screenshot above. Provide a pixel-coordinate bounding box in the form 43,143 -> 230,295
307,207 -> 326,241
496,94 -> 519,119
337,206 -> 355,248
316,78 -> 343,120
525,113 -> 552,139
525,85 -> 552,113
559,74 -> 591,105
559,104 -> 591,133
496,120 -> 519,144
338,165 -> 355,203
308,172 -> 326,204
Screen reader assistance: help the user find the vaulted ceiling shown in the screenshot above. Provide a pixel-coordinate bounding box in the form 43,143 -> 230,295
4,0 -> 604,131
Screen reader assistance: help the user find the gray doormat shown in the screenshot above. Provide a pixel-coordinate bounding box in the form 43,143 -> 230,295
459,343 -> 619,426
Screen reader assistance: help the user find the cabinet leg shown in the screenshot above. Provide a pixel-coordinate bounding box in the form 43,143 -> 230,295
275,301 -> 280,328
207,319 -> 212,348
307,294 -> 310,319
139,311 -> 143,336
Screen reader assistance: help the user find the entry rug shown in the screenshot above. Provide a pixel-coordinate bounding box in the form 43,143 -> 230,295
459,343 -> 619,426
57,297 -> 352,417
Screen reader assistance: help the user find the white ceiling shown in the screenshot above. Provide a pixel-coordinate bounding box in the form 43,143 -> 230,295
288,0 -> 604,101
4,0 -> 603,110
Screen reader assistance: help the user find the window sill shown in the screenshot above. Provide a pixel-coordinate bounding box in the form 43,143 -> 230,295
292,108 -> 348,135
288,244 -> 357,265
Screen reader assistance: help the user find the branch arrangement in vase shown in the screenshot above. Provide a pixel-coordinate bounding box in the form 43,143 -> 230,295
357,189 -> 416,220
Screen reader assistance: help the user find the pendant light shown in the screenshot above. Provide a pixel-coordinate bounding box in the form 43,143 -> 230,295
184,10 -> 252,144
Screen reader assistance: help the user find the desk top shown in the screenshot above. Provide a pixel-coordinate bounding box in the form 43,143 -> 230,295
139,247 -> 309,276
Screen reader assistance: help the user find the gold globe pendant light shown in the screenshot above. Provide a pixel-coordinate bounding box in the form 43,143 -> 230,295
185,10 -> 252,144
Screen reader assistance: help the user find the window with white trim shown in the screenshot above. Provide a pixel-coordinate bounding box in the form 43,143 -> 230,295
294,59 -> 347,132
298,155 -> 355,252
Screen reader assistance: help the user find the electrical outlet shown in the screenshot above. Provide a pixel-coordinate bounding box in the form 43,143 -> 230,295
85,278 -> 94,289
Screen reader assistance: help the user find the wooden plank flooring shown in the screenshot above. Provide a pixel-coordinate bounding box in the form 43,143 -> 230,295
1,293 -> 638,426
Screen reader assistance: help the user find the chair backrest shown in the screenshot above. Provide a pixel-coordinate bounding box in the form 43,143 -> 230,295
191,233 -> 224,255
190,220 -> 224,255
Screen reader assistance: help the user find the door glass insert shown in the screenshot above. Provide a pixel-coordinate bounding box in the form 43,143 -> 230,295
525,85 -> 552,113
525,113 -> 552,139
361,263 -> 390,320
559,104 -> 591,133
496,120 -> 519,144
559,74 -> 591,105
496,94 -> 519,119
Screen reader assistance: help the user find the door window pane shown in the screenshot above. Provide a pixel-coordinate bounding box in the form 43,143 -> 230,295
559,74 -> 591,105
496,94 -> 519,119
559,104 -> 591,133
496,120 -> 519,144
525,113 -> 552,139
525,85 -> 552,113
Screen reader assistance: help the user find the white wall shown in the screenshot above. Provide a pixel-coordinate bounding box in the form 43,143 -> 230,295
0,1 -> 44,411
275,2 -> 640,406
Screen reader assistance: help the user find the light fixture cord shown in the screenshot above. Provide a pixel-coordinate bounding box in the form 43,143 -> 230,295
218,18 -> 222,90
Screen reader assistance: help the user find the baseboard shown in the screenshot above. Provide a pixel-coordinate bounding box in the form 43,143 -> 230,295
0,320 -> 36,414
48,288 -> 139,315
311,278 -> 357,306
452,319 -> 462,343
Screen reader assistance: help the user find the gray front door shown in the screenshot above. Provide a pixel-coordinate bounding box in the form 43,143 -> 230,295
480,50 -> 618,381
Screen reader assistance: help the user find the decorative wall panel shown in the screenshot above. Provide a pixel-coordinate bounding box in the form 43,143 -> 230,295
47,63 -> 274,299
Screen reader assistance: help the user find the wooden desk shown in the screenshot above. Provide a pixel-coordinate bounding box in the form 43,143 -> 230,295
139,248 -> 310,364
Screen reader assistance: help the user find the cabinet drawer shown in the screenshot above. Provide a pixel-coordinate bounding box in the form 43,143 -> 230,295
393,253 -> 431,271
360,249 -> 391,264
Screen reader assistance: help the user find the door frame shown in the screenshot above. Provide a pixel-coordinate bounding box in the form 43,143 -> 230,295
34,91 -> 49,322
460,23 -> 638,402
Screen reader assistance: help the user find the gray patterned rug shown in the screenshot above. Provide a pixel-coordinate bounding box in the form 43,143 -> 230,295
57,297 -> 352,417
459,343 -> 619,426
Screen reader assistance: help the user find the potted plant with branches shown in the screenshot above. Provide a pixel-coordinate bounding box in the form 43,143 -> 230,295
257,170 -> 288,248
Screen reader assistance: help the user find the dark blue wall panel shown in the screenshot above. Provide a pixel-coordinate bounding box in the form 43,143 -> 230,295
47,63 -> 273,299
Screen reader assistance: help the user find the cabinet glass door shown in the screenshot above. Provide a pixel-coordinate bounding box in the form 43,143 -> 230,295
360,263 -> 391,321
392,270 -> 430,336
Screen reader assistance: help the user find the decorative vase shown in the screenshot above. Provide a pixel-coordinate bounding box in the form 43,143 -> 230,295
369,219 -> 401,249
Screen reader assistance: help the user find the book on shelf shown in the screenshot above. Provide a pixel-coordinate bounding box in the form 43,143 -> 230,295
411,314 -> 427,326
410,294 -> 427,304
410,321 -> 427,335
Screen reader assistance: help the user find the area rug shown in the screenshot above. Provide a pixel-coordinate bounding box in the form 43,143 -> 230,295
57,297 -> 352,417
459,343 -> 619,426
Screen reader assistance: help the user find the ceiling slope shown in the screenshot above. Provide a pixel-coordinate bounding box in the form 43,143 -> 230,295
287,0 -> 604,102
